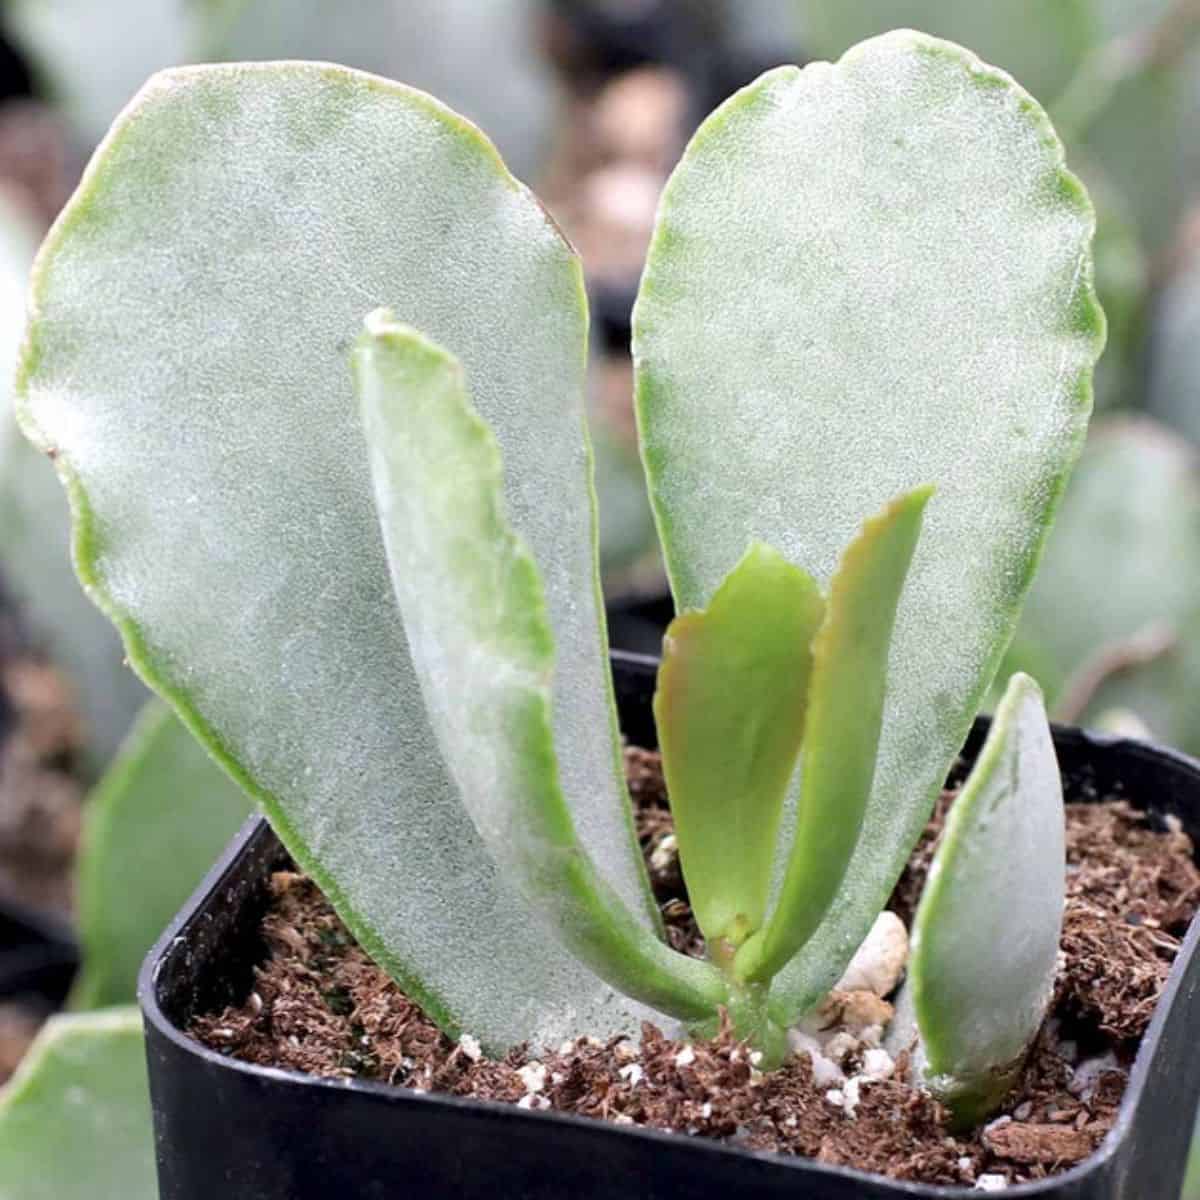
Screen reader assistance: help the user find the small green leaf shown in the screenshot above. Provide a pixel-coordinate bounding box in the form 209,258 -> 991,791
635,30 -> 1102,1021
354,313 -> 725,1022
71,700 -> 251,1011
909,672 -> 1064,1127
654,542 -> 824,950
0,1009 -> 155,1200
735,486 -> 932,984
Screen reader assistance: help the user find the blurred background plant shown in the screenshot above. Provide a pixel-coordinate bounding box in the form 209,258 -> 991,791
0,1 -> 1197,1194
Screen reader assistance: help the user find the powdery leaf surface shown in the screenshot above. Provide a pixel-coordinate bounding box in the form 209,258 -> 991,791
0,1009 -> 154,1200
354,318 -> 718,1020
634,31 -> 1103,1020
71,700 -> 252,1010
0,192 -> 146,767
19,62 -> 652,1051
908,672 -> 1064,1125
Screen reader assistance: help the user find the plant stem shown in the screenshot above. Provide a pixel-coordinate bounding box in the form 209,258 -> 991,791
704,937 -> 788,1067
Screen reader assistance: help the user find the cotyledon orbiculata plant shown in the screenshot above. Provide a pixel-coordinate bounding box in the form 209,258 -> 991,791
16,31 -> 1103,1122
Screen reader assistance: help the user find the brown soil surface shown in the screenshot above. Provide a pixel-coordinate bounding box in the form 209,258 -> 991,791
192,747 -> 1199,1186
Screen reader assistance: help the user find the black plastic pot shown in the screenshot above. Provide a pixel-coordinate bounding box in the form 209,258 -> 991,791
141,652 -> 1200,1199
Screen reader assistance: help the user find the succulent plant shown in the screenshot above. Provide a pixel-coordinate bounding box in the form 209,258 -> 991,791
13,30 -> 1102,1126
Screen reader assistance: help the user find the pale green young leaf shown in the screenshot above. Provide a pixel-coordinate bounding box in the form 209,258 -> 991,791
0,1009 -> 154,1200
71,700 -> 251,1011
907,672 -> 1064,1126
18,62 -> 653,1052
635,31 -> 1103,1021
735,487 -> 931,984
354,315 -> 723,1020
654,541 -> 824,950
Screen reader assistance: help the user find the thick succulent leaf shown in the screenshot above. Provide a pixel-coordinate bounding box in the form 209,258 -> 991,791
354,315 -> 722,1020
71,700 -> 251,1011
797,1 -> 1096,101
0,191 -> 146,768
1003,417 -> 1200,753
635,32 -> 1102,1021
735,488 -> 931,984
0,1009 -> 154,1200
655,541 -> 824,948
18,62 -> 654,1052
908,672 -> 1064,1126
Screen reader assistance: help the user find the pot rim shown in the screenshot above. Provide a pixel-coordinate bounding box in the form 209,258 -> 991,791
139,650 -> 1200,1197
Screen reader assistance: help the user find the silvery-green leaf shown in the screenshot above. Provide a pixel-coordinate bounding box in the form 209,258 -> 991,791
19,62 -> 655,1052
0,1009 -> 154,1200
796,2 -> 1096,100
1004,417 -> 1200,752
905,672 -> 1064,1127
0,191 -> 145,767
355,316 -> 722,1020
634,32 -> 1103,1021
71,700 -> 251,1011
